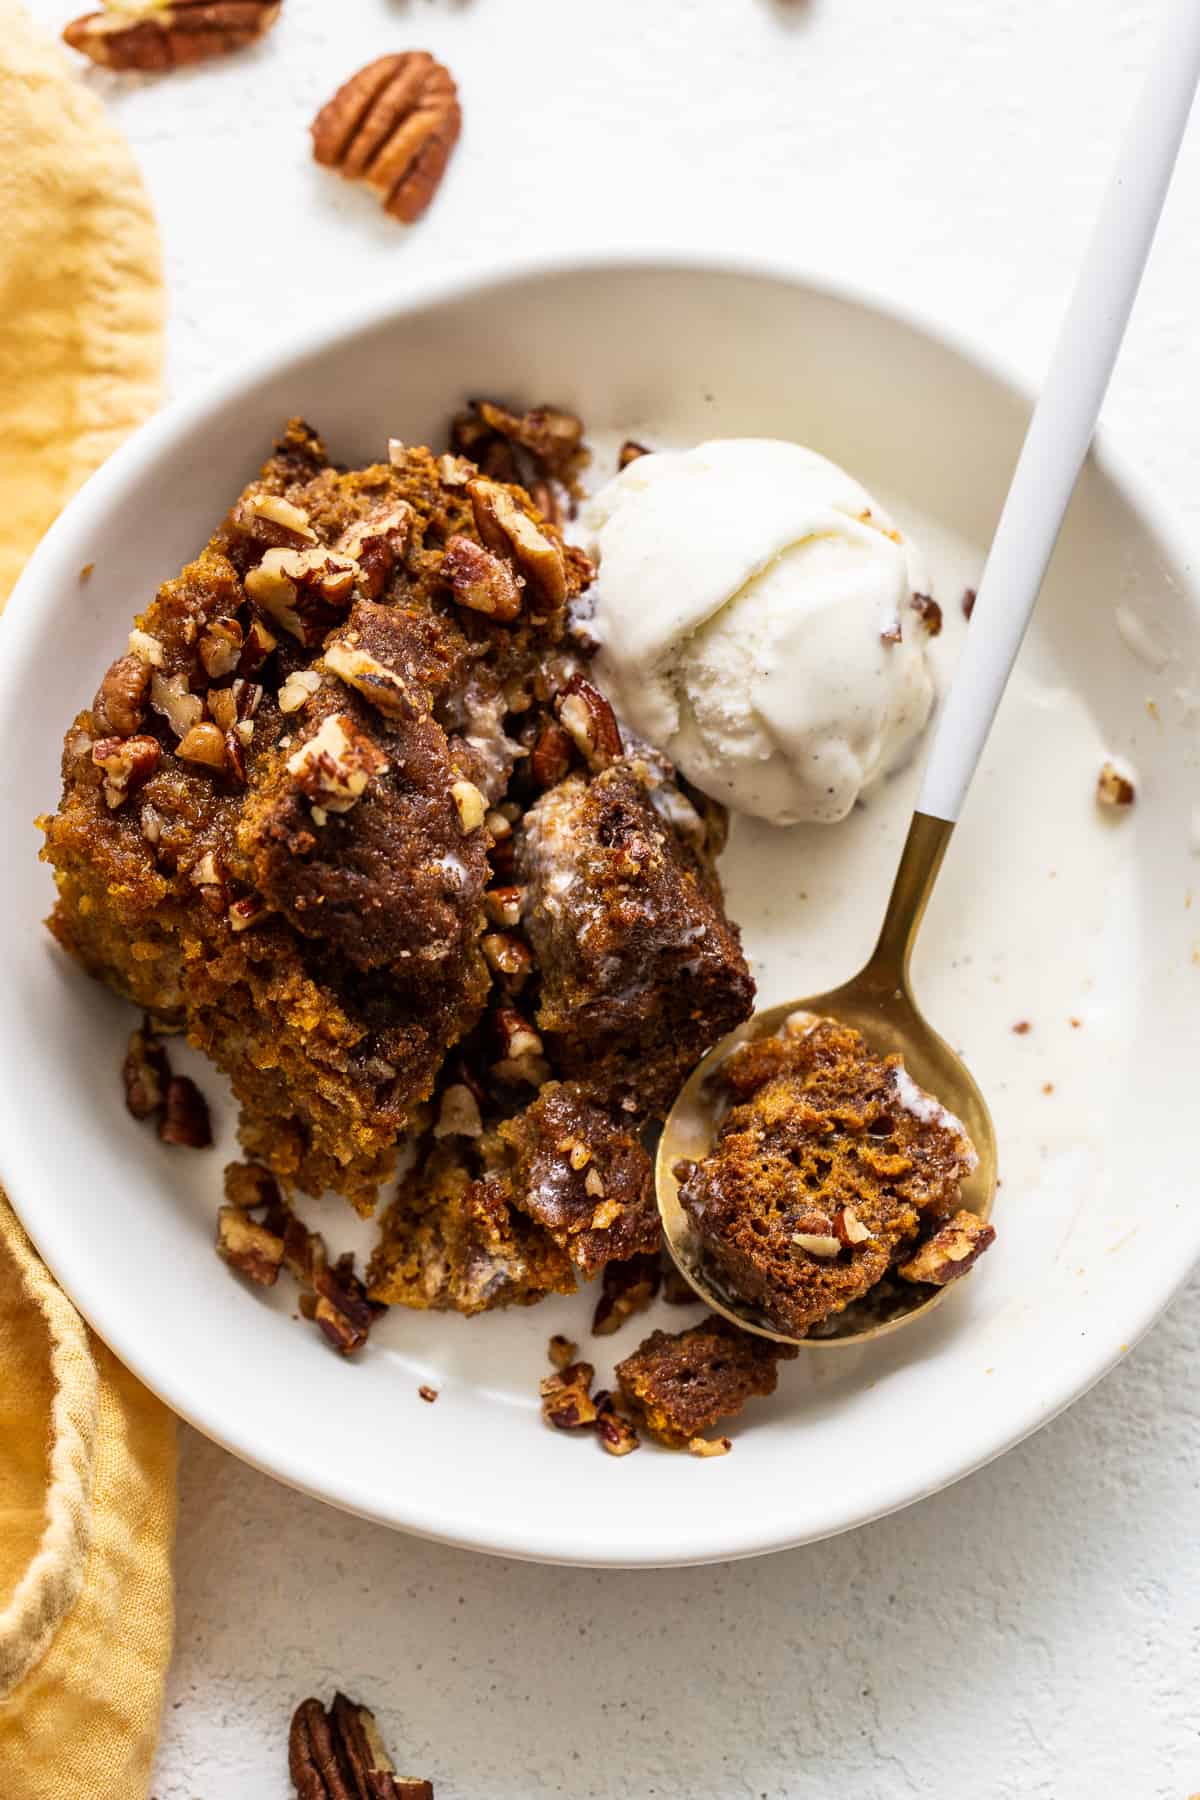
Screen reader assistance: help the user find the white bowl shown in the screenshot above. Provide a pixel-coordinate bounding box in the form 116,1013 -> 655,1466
3,254 -> 1197,1567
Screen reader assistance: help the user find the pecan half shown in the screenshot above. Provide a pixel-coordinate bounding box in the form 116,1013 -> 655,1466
93,654 -> 150,737
63,0 -> 280,71
441,535 -> 523,621
311,51 -> 462,225
555,676 -> 622,772
159,1075 -> 212,1148
122,1020 -> 169,1121
467,478 -> 566,610
289,1692 -> 432,1800
898,1210 -> 995,1286
216,1206 -> 284,1286
92,734 -> 161,810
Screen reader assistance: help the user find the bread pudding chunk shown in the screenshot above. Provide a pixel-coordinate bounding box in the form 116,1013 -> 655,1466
674,1015 -> 985,1336
615,1315 -> 797,1449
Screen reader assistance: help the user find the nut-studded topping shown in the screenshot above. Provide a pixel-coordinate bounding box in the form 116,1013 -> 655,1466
1097,759 -> 1136,807
450,778 -> 486,833
238,617 -> 278,675
176,721 -> 229,771
441,534 -> 524,621
472,400 -> 584,478
247,493 -> 316,540
127,629 -> 165,668
198,618 -> 244,680
92,734 -> 161,809
62,0 -> 281,72
324,641 -> 416,721
206,687 -> 238,734
898,1210 -> 996,1286
310,51 -> 462,225
834,1205 -> 873,1247
334,501 -> 412,600
591,1251 -> 662,1337
484,884 -> 525,928
277,668 -> 323,714
432,1082 -> 483,1140
216,1206 -> 284,1286
547,1334 -> 579,1371
286,712 -> 389,814
529,719 -> 574,788
481,931 -> 533,990
618,439 -> 651,470
122,1020 -> 169,1121
244,545 -> 359,645
159,1075 -> 212,1148
555,676 -> 622,771
150,670 -> 204,740
467,478 -> 567,610
540,1361 -> 599,1430
289,1693 -> 433,1800
93,654 -> 150,737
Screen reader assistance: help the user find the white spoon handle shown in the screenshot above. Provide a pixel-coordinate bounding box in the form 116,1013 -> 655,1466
917,0 -> 1200,825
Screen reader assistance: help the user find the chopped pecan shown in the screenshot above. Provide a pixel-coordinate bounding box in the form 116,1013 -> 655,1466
309,1259 -> 374,1355
245,546 -> 358,646
289,1692 -> 433,1800
594,1393 -> 641,1456
176,721 -> 229,771
150,670 -> 203,739
898,1210 -> 995,1286
278,669 -> 323,715
441,535 -> 523,621
92,734 -> 161,810
591,1251 -> 661,1336
618,439 -> 650,470
431,1082 -> 483,1140
286,713 -> 389,813
467,478 -> 566,611
247,494 -> 316,541
547,1333 -> 578,1371
63,0 -> 280,71
239,617 -> 278,675
323,641 -> 416,721
206,687 -> 238,734
555,676 -> 622,772
199,619 -> 244,680
540,1361 -> 598,1430
529,718 -> 573,788
310,51 -> 462,225
527,478 -> 561,530
418,1384 -> 438,1403
93,654 -> 150,737
216,1206 -> 284,1286
833,1205 -> 872,1247
480,931 -> 532,991
1097,760 -> 1136,807
491,1008 -> 547,1086
450,778 -> 486,833
911,592 -> 943,636
159,1075 -> 212,1148
483,884 -> 525,928
127,629 -> 165,669
122,1019 -> 169,1121
472,401 -> 584,479
334,502 -> 412,600
688,1434 -> 732,1458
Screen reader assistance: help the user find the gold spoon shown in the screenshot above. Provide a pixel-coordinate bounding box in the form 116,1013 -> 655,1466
656,4 -> 1200,1344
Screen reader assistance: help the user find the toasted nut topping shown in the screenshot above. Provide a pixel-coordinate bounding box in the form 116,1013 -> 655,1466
176,721 -> 229,770
245,545 -> 358,644
199,618 -> 244,680
238,617 -> 278,675
228,895 -> 267,933
493,1008 -> 542,1062
547,1334 -> 578,1371
688,1435 -> 732,1458
439,453 -> 474,487
555,676 -> 622,771
483,884 -> 525,928
834,1206 -> 872,1247
418,1384 -> 438,1403
530,718 -> 574,788
467,477 -> 567,609
159,1075 -> 212,1148
277,669 -> 323,714
93,653 -> 151,737
287,713 -> 389,813
248,493 -> 316,540
540,1362 -> 598,1430
473,400 -> 585,474
324,641 -> 415,720
216,1205 -> 283,1285
432,1082 -> 483,1140
791,1231 -> 842,1258
310,51 -> 462,224
584,1167 -> 605,1200
481,931 -> 532,988
122,1020 -> 169,1121
206,687 -> 238,734
334,501 -> 412,600
127,628 -> 165,668
92,734 -> 161,809
898,1210 -> 996,1286
568,1141 -> 591,1172
150,670 -> 203,740
1097,760 -> 1136,807
451,778 -> 486,833
63,0 -> 280,71
442,534 -> 524,621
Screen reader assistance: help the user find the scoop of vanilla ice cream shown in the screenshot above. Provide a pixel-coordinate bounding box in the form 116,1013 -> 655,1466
585,439 -> 936,826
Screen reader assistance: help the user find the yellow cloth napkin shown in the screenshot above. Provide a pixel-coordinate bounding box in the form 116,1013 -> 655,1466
0,6 -> 174,1797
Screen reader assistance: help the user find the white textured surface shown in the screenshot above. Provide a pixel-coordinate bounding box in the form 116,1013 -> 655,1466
23,0 -> 1200,1793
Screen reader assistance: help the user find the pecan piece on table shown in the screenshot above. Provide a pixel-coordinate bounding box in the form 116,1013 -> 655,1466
63,0 -> 280,71
311,51 -> 462,225
289,1692 -> 433,1800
